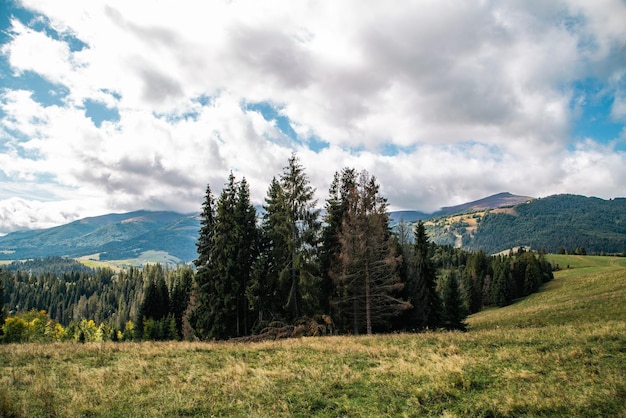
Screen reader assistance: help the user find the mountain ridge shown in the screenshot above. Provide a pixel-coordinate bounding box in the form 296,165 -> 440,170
0,193 -> 623,263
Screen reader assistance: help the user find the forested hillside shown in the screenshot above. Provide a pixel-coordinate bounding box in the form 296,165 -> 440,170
468,195 -> 626,254
1,158 -> 554,343
0,210 -> 197,262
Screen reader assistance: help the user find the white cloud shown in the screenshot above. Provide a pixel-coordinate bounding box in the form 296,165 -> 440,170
0,0 -> 625,232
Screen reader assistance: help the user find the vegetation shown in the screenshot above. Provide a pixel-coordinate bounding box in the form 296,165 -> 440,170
468,194 -> 626,254
0,255 -> 624,416
2,157 -> 556,342
1,258 -> 194,341
0,211 -> 197,262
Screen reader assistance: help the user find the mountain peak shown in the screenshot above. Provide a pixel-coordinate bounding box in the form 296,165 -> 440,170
437,192 -> 534,216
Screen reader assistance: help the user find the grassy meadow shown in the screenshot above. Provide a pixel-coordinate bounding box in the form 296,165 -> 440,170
1,255 -> 625,417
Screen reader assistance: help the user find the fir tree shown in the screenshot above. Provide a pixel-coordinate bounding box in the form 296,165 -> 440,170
321,168 -> 356,324
192,173 -> 258,339
261,154 -> 321,322
408,220 -> 441,330
247,177 -> 287,327
190,182 -> 216,338
440,271 -> 467,331
330,170 -> 410,335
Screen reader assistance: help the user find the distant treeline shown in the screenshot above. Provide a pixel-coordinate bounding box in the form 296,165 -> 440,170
1,155 -> 553,342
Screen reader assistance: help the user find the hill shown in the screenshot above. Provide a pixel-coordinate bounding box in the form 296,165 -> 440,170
1,193 -> 623,263
1,255 -> 624,416
389,192 -> 533,224
470,194 -> 626,254
0,210 -> 199,263
426,194 -> 626,254
437,191 -> 533,216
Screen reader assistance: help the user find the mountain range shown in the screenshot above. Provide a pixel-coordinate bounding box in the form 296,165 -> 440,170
0,192 -> 624,264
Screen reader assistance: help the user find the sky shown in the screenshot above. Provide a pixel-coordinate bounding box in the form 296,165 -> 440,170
0,0 -> 625,233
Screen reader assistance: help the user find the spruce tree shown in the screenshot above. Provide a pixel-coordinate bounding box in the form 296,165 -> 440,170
321,168 -> 356,324
441,271 -> 467,331
330,170 -> 410,334
408,220 -> 441,330
192,173 -> 258,339
190,182 -> 216,337
202,173 -> 240,339
247,177 -> 288,326
266,154 -> 321,321
233,177 -> 258,336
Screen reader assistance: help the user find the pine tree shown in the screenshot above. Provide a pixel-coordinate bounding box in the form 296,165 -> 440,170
407,220 -> 441,330
190,182 -> 216,338
330,170 -> 410,335
247,177 -> 287,327
491,256 -> 511,307
263,154 -> 321,322
441,271 -> 467,331
200,173 -> 240,339
169,265 -> 193,338
321,168 -> 356,324
192,173 -> 258,339
233,177 -> 258,336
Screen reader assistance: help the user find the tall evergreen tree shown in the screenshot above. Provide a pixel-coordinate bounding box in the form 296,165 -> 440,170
233,177 -> 258,336
407,220 -> 441,330
192,173 -> 258,339
330,170 -> 410,335
190,182 -> 216,337
440,271 -> 467,331
491,256 -> 511,307
247,177 -> 288,326
321,168 -> 357,322
169,265 -> 193,339
268,154 -> 321,321
200,173 -> 240,339
135,264 -> 170,340
195,183 -> 216,269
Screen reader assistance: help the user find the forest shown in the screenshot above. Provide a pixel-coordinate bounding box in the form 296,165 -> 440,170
468,194 -> 626,254
0,155 -> 553,343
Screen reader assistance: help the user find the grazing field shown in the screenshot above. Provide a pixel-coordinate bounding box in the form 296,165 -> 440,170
1,255 -> 625,417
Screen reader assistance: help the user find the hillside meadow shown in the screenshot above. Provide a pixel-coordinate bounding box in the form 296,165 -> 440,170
1,255 -> 625,417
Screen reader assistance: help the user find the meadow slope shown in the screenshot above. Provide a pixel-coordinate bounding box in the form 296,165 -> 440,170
1,255 -> 625,417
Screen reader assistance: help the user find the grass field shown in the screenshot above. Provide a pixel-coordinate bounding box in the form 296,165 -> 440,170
1,255 -> 625,417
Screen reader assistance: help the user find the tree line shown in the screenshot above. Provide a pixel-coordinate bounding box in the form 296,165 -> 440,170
185,154 -> 553,340
1,154 -> 553,342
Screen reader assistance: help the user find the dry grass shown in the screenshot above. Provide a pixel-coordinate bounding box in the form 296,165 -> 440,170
1,255 -> 625,417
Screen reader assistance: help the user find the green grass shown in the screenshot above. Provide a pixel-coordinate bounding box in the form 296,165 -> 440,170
1,255 -> 625,417
76,250 -> 182,270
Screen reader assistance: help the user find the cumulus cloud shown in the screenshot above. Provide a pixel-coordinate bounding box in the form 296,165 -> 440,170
0,0 -> 625,232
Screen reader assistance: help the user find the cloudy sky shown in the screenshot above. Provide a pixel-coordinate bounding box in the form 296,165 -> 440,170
1,0 -> 625,233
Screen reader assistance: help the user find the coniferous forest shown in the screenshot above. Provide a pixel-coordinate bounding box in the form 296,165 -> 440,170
1,154 -> 553,342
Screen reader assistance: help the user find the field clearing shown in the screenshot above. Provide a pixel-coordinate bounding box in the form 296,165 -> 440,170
1,255 -> 625,417
76,251 -> 182,270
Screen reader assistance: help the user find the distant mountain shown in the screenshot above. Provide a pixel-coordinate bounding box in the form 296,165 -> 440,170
0,210 -> 199,263
1,193 -> 622,263
389,192 -> 533,224
467,194 -> 626,254
436,192 -> 533,216
425,194 -> 626,254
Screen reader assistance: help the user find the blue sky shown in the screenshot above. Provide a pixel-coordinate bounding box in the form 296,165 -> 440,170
0,0 -> 625,233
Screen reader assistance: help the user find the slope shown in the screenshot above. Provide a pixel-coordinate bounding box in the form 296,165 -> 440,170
0,210 -> 199,262
1,255 -> 625,416
468,194 -> 626,254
